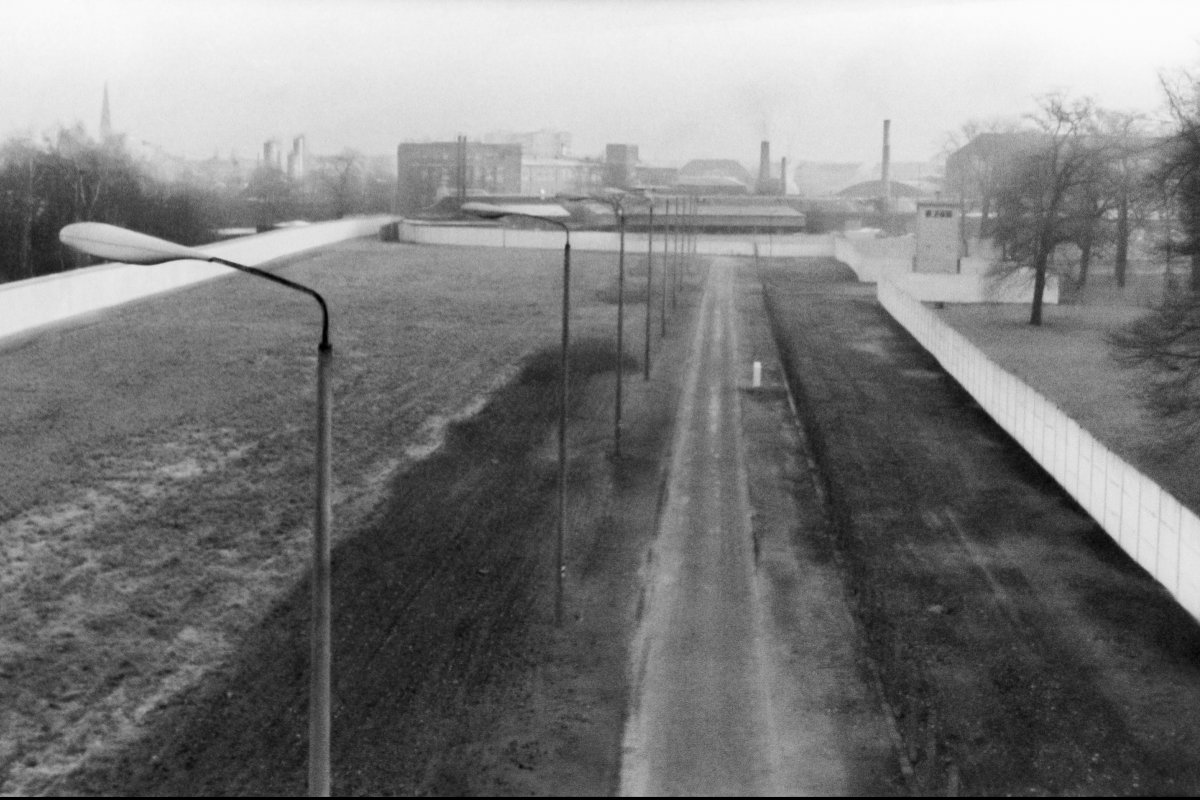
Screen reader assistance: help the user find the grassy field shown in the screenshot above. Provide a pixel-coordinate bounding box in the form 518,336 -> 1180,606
0,238 -> 660,793
936,267 -> 1200,513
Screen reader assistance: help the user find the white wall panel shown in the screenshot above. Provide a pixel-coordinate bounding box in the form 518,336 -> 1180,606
878,274 -> 1200,623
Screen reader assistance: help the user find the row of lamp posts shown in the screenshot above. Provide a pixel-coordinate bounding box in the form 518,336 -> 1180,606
55,193 -> 701,796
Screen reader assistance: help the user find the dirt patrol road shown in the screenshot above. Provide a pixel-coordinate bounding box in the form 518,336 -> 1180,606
619,258 -> 896,795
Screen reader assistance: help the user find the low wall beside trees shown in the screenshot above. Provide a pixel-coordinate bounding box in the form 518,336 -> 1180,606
833,232 -> 913,282
834,232 -> 1056,303
878,275 -> 1200,623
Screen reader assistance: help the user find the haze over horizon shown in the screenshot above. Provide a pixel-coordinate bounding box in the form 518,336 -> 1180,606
3,0 -> 1200,169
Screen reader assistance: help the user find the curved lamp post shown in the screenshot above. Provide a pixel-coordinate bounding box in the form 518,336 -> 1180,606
557,191 -> 639,457
461,202 -> 570,627
644,199 -> 654,380
58,222 -> 334,797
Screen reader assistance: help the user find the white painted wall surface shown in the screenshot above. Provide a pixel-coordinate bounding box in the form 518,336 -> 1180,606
878,276 -> 1200,623
398,220 -> 835,258
832,234 -> 913,282
892,267 -> 1059,304
835,234 -> 1057,304
0,216 -> 397,343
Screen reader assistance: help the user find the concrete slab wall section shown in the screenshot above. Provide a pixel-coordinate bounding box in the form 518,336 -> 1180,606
878,275 -> 1200,623
835,234 -> 1058,304
0,216 -> 397,343
398,220 -> 834,258
892,268 -> 1059,304
833,234 -> 913,282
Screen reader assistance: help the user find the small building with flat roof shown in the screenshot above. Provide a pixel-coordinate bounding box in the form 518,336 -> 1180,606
914,200 -> 963,273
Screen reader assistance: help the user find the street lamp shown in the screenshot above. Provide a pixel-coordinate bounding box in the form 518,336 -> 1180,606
461,202 -> 570,627
644,199 -> 654,380
557,190 -> 639,457
661,197 -> 670,337
58,222 -> 335,797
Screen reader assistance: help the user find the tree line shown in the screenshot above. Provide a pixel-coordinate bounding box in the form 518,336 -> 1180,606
0,126 -> 393,284
947,71 -> 1200,436
947,97 -> 1177,323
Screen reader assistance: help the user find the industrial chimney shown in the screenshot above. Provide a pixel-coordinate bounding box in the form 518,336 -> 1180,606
780,156 -> 788,196
758,140 -> 771,194
881,120 -> 891,214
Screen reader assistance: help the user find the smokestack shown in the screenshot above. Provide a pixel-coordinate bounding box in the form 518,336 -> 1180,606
759,140 -> 770,193
780,156 -> 788,196
881,120 -> 891,214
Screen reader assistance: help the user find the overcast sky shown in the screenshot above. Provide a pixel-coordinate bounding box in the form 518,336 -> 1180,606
2,0 -> 1200,168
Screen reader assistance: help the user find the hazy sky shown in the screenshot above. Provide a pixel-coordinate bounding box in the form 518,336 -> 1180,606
3,0 -> 1200,168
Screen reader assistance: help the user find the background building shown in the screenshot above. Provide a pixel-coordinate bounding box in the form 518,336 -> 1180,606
396,140 -> 522,215
520,157 -> 603,197
603,144 -> 639,189
792,162 -> 872,197
677,159 -> 754,195
484,129 -> 571,159
262,139 -> 283,171
287,136 -> 306,181
634,164 -> 679,189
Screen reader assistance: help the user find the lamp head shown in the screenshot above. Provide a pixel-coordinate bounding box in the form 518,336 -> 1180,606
60,222 -> 206,264
461,201 -> 509,220
461,201 -> 571,221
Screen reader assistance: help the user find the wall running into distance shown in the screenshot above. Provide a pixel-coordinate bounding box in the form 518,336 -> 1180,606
0,216 -> 397,343
878,276 -> 1200,622
398,220 -> 835,258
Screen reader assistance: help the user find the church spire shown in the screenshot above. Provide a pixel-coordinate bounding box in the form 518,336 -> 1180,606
100,84 -> 112,140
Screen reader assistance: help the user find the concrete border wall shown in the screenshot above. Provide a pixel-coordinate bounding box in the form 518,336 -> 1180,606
706,235 -> 834,258
0,215 -> 397,342
878,276 -> 1200,622
835,232 -> 1058,303
892,267 -> 1058,304
398,220 -> 834,258
833,233 -> 913,282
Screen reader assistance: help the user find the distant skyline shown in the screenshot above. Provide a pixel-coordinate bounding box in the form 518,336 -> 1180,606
3,0 -> 1200,168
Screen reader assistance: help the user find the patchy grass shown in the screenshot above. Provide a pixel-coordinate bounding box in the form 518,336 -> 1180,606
936,267 -> 1200,513
592,253 -> 657,305
0,239 -> 645,794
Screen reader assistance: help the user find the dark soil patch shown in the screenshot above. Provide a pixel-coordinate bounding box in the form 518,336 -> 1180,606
50,331 -> 678,796
41,260 -> 701,797
761,257 -> 1200,796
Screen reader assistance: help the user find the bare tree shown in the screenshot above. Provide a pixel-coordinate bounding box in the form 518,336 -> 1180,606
1148,70 -> 1200,293
1110,70 -> 1200,434
0,138 -> 48,279
245,163 -> 295,230
0,126 -> 217,282
943,116 -> 1024,238
1092,109 -> 1156,287
1062,137 -> 1116,288
992,94 -> 1100,325
316,149 -> 363,219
